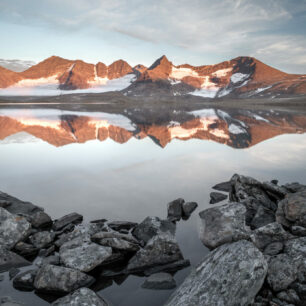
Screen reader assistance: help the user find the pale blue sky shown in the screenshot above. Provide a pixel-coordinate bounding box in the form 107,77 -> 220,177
0,0 -> 306,73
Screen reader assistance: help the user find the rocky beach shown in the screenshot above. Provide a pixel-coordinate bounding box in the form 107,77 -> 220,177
0,174 -> 305,305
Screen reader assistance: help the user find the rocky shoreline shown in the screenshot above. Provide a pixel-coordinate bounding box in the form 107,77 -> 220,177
0,174 -> 305,305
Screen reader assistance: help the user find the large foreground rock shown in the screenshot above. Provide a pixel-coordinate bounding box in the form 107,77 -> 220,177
52,288 -> 109,306
34,264 -> 94,294
199,203 -> 249,249
59,238 -> 112,272
0,246 -> 31,272
166,240 -> 268,306
0,207 -> 31,249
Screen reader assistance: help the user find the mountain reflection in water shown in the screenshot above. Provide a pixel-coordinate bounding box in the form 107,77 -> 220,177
0,107 -> 305,148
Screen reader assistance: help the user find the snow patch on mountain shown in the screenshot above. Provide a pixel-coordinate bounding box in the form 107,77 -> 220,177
228,124 -> 246,134
212,68 -> 232,77
170,67 -> 199,79
231,73 -> 249,84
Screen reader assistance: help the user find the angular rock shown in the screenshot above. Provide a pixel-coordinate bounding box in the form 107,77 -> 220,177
262,181 -> 288,198
209,192 -> 227,204
29,231 -> 55,249
166,240 -> 268,306
167,198 -> 184,221
34,264 -> 94,294
291,225 -> 306,236
107,221 -> 137,232
267,254 -> 298,292
276,199 -> 292,228
59,238 -> 112,272
199,202 -> 249,249
92,231 -> 139,245
212,181 -> 232,192
142,272 -> 176,290
53,213 -> 83,231
0,246 -> 31,272
132,216 -> 176,245
284,237 -> 306,258
127,234 -> 184,272
250,205 -> 275,229
182,202 -> 198,219
93,236 -> 139,252
250,222 -> 292,250
144,259 -> 190,276
0,191 -> 43,216
13,269 -> 37,291
263,242 -> 283,256
36,254 -> 60,267
52,288 -> 109,306
283,190 -> 306,227
0,207 -> 31,249
30,211 -> 52,229
13,241 -> 38,258
283,182 -> 306,193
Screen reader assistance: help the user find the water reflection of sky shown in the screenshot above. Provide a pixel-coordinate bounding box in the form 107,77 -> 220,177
0,108 -> 306,306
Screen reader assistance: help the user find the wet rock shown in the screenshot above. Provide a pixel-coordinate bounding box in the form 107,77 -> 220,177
267,254 -> 298,292
166,240 -> 268,306
9,267 -> 20,280
209,192 -> 227,204
107,221 -> 137,232
199,202 -> 249,249
250,205 -> 275,229
0,191 -> 43,217
0,296 -> 24,306
167,198 -> 184,221
250,222 -> 292,250
0,246 -> 31,272
53,213 -> 83,231
0,207 -> 31,249
276,289 -> 300,304
142,272 -> 176,290
182,202 -> 198,219
212,181 -> 232,192
282,190 -> 306,227
52,287 -> 109,306
30,211 -> 52,229
127,234 -> 184,273
13,241 -> 38,258
132,216 -> 176,245
144,259 -> 190,276
29,231 -> 55,249
263,242 -> 283,256
59,238 -> 112,272
13,269 -> 37,291
291,225 -> 306,236
34,264 -> 94,294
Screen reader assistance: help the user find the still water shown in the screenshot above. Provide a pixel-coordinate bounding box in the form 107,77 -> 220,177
0,104 -> 306,305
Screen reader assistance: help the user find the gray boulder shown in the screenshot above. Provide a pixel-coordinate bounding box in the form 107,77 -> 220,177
250,222 -> 292,250
142,272 -> 176,290
13,269 -> 37,291
132,216 -> 176,245
166,240 -> 268,306
59,238 -> 112,272
34,264 -> 94,294
127,234 -> 184,272
107,221 -> 137,231
267,254 -> 298,292
182,202 -> 198,219
0,207 -> 31,249
209,192 -> 227,204
284,237 -> 306,258
13,241 -> 38,257
30,211 -> 52,229
250,205 -> 275,229
53,213 -> 83,231
212,181 -> 232,192
199,202 -> 249,249
29,231 -> 55,249
283,190 -> 306,227
167,198 -> 184,221
263,242 -> 283,256
52,287 -> 109,306
0,246 -> 31,272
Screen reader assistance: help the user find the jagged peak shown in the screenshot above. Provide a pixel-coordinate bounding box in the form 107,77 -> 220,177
148,55 -> 172,70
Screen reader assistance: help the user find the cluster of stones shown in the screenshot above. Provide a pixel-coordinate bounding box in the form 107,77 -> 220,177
167,174 -> 306,306
0,191 -> 197,305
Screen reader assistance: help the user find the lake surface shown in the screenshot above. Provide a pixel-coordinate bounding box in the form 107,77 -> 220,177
0,103 -> 306,305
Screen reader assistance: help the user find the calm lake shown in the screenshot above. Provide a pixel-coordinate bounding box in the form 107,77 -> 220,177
0,103 -> 306,305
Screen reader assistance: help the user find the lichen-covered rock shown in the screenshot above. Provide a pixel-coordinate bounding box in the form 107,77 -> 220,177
0,246 -> 31,272
166,240 -> 268,306
52,287 -> 109,306
142,272 -> 176,290
132,216 -> 176,245
284,237 -> 306,258
0,207 -> 31,249
127,234 -> 184,272
267,254 -> 298,292
250,222 -> 292,250
199,202 -> 249,249
29,231 -> 55,249
34,264 -> 94,294
59,238 -> 112,272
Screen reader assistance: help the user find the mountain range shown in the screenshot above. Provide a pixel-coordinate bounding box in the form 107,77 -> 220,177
0,55 -> 305,98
